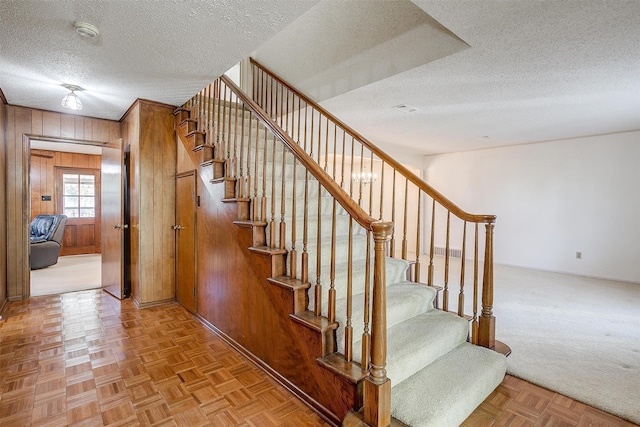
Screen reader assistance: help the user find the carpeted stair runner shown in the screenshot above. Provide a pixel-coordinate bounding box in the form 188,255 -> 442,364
224,112 -> 507,426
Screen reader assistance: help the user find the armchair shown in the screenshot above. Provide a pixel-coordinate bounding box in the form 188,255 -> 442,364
30,214 -> 67,270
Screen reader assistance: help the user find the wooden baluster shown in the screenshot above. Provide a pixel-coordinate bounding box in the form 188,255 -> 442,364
324,115 -> 330,172
276,81 -> 281,127
245,111 -> 252,202
268,75 -> 274,120
443,211 -> 451,312
279,147 -> 286,249
332,124 -> 337,180
310,107 -> 315,163
206,84 -> 211,135
216,80 -> 223,159
368,151 -> 374,216
202,85 -> 208,135
208,83 -> 214,135
458,221 -> 468,317
270,135 -> 277,247
226,84 -> 232,176
296,96 -> 302,144
390,170 -> 396,257
361,230 -> 371,369
251,63 -> 256,102
301,105 -> 309,284
472,224 -> 479,344
357,144 -> 364,207
328,199 -> 337,323
314,177 -> 322,316
234,98 -> 240,181
290,156 -> 297,278
252,116 -> 260,221
428,200 -> 435,287
364,222 -> 393,427
349,136 -> 355,198
197,90 -> 202,131
340,131 -> 346,189
260,127 -> 268,223
479,223 -> 496,348
401,177 -> 408,260
379,161 -> 385,221
414,190 -> 421,281
317,111 -> 322,165
345,217 -> 353,362
284,86 -> 289,132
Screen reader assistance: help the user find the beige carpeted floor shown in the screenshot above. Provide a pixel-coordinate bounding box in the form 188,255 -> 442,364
30,254 -> 101,296
416,255 -> 640,424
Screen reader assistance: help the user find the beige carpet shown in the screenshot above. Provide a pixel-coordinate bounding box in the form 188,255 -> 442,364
415,254 -> 640,424
30,254 -> 101,296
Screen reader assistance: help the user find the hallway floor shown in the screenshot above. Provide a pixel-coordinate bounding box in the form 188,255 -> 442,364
0,290 -> 635,426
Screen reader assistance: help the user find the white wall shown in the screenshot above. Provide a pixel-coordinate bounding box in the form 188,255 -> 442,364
423,131 -> 640,283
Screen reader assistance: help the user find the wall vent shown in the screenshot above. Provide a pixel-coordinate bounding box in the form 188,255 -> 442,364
433,246 -> 462,258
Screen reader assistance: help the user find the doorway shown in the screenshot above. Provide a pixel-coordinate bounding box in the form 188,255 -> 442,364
28,139 -> 106,296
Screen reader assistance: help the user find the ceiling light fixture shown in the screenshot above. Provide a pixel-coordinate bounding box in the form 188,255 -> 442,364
352,168 -> 377,185
73,21 -> 100,38
60,84 -> 84,110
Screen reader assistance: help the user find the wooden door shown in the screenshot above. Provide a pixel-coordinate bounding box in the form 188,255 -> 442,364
102,138 -> 126,299
56,168 -> 101,256
175,172 -> 196,312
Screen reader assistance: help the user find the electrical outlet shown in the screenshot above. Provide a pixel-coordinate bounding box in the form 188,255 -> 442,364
576,252 -> 582,259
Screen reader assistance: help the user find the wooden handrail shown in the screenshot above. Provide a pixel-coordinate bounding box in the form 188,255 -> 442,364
220,75 -> 380,232
250,58 -> 496,224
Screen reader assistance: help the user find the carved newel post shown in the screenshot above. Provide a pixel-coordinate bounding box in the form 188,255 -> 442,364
364,221 -> 394,427
479,223 -> 496,348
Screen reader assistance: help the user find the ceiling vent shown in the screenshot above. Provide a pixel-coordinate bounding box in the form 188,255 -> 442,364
393,104 -> 419,113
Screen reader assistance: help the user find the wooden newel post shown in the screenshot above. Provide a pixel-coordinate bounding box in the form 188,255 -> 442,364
479,223 -> 495,348
364,221 -> 393,427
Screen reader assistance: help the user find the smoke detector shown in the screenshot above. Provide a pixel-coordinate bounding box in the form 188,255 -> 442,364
74,21 -> 100,38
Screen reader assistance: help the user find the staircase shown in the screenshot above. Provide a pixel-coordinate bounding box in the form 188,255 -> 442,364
173,62 -> 508,427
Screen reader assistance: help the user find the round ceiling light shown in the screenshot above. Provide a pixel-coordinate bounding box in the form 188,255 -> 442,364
73,21 -> 100,38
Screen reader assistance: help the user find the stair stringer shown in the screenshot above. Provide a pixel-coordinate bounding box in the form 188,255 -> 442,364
175,114 -> 360,425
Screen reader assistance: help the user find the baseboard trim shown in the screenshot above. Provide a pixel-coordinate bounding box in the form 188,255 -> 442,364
193,313 -> 340,427
135,297 -> 176,309
0,298 -> 8,320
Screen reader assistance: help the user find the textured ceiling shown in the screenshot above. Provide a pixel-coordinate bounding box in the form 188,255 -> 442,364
258,0 -> 640,154
0,0 -> 318,120
253,0 -> 469,102
1,0 -> 639,155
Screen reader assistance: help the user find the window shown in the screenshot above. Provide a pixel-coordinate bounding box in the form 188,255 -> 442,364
62,173 -> 96,218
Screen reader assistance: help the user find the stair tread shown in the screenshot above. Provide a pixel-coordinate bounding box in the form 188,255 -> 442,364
290,310 -> 338,333
391,342 -> 506,427
316,353 -> 367,384
353,309 -> 469,386
268,276 -> 310,292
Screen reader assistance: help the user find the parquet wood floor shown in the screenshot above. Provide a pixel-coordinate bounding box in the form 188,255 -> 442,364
0,289 -> 636,427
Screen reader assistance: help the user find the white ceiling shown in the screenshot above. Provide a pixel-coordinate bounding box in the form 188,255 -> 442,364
1,0 -> 639,155
0,0 -> 319,121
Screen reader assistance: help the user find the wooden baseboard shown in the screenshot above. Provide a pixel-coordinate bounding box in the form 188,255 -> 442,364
0,298 -> 8,320
193,312 -> 340,427
135,297 -> 176,309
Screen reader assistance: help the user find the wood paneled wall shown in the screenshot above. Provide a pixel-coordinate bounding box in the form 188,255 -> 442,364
121,100 -> 176,306
4,106 -> 120,300
29,149 -> 101,219
0,99 -> 7,315
175,124 -> 356,423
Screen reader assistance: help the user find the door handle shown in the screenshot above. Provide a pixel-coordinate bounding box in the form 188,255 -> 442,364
113,224 -> 121,230
173,225 -> 184,230
113,224 -> 129,230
